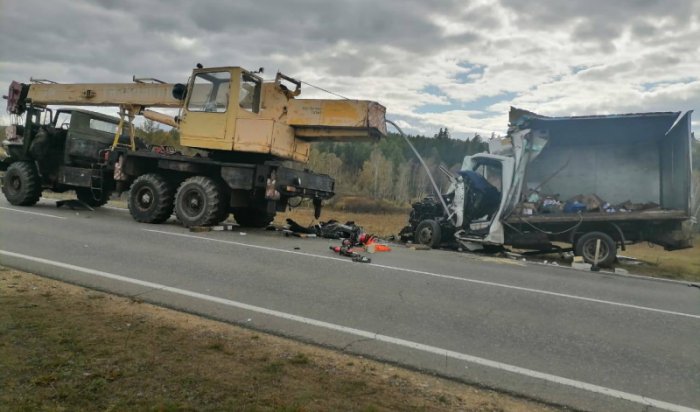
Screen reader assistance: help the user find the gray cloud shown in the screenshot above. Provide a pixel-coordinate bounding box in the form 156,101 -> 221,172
499,0 -> 699,49
0,0 -> 697,137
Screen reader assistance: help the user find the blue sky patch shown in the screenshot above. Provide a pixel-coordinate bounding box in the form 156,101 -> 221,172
455,61 -> 485,83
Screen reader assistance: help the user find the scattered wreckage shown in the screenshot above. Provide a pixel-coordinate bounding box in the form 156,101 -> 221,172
284,218 -> 390,263
401,108 -> 694,267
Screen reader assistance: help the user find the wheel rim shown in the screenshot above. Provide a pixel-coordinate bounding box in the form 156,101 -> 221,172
582,238 -> 609,263
181,188 -> 204,218
10,175 -> 21,192
418,227 -> 433,244
135,187 -> 154,211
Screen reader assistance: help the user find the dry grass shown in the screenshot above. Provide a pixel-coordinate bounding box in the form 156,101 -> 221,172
619,242 -> 700,282
0,268 -> 558,412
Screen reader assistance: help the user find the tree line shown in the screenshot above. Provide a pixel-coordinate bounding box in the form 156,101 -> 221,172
309,129 -> 488,205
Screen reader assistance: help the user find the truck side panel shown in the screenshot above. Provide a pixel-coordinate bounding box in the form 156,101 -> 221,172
524,113 -> 679,205
660,111 -> 693,213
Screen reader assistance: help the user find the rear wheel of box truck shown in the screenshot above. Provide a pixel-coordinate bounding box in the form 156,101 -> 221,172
128,173 -> 175,224
75,187 -> 110,208
575,231 -> 617,267
174,176 -> 226,227
2,161 -> 42,206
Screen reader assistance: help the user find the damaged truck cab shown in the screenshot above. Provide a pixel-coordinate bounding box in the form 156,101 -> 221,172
407,108 -> 694,267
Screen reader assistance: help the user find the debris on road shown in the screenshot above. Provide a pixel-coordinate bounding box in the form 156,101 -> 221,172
284,231 -> 317,238
571,256 -> 591,271
56,199 -> 94,211
189,224 -> 238,232
329,245 -> 371,263
286,218 -> 362,240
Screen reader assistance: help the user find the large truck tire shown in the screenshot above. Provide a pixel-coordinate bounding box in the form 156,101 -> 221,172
233,208 -> 275,228
215,192 -> 231,224
75,188 -> 110,208
415,219 -> 442,249
575,231 -> 617,267
2,161 -> 42,206
174,176 -> 225,227
128,173 -> 174,224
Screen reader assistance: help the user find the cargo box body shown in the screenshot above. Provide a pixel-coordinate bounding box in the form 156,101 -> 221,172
522,111 -> 692,216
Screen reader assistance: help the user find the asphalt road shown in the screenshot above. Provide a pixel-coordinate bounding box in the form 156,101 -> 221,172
1,198 -> 698,412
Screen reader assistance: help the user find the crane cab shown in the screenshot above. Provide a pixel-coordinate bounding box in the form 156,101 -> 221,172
178,66 -> 307,161
178,66 -> 386,162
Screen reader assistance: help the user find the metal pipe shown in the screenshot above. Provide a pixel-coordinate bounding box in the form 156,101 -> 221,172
386,119 -> 450,217
142,109 -> 179,128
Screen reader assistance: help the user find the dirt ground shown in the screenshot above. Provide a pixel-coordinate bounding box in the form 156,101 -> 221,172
0,267 -> 559,411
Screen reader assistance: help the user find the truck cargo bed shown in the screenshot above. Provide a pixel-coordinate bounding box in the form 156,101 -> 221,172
505,209 -> 688,224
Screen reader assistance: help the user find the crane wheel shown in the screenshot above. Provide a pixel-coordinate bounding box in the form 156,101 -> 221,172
215,192 -> 231,224
75,188 -> 111,208
174,176 -> 225,227
2,161 -> 42,206
128,173 -> 174,224
232,208 -> 275,228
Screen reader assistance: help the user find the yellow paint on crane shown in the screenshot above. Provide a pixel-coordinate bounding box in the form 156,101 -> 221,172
20,65 -> 386,163
27,83 -> 181,107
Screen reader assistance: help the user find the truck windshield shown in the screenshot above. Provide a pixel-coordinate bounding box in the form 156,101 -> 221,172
187,71 -> 231,113
474,163 -> 502,192
89,118 -> 118,134
55,112 -> 72,129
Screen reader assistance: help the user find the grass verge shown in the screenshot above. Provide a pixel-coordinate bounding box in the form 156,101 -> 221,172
618,242 -> 700,282
0,267 -> 557,411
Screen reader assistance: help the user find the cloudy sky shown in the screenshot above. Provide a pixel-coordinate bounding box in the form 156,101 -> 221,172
1,0 -> 698,138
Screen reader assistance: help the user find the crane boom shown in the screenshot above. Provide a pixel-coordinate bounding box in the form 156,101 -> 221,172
24,82 -> 181,107
6,65 -> 386,163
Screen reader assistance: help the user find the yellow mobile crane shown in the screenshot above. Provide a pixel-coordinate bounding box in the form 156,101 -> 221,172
2,65 -> 386,227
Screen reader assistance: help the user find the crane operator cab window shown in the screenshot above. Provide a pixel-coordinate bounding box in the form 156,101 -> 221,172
239,72 -> 261,113
187,71 -> 231,113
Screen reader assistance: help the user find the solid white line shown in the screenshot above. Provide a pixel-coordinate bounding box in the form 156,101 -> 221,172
103,205 -> 128,212
0,206 -> 67,219
0,249 -> 696,412
143,228 -> 700,320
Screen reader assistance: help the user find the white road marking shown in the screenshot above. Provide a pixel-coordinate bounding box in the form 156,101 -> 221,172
144,228 -> 700,320
103,205 -> 128,212
0,206 -> 67,219
0,249 -> 696,412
